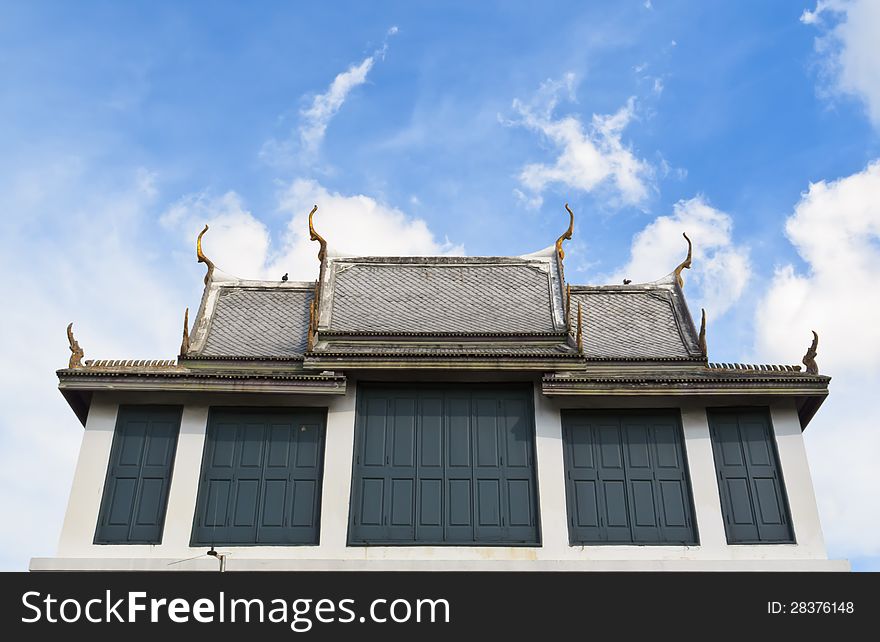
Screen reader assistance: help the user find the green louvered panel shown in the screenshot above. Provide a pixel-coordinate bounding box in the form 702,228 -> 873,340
191,408 -> 326,546
95,405 -> 182,544
708,408 -> 794,544
562,410 -> 697,545
349,385 -> 539,545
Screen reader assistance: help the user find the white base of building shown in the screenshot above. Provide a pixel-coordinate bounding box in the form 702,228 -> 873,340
31,557 -> 849,572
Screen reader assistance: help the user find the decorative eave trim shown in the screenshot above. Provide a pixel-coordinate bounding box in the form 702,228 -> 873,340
83,359 -> 178,368
541,374 -> 829,430
706,362 -> 807,373
58,369 -> 345,382
542,374 -> 831,386
307,353 -> 707,362
302,357 -> 578,371
181,354 -> 306,362
303,353 -> 708,371
319,331 -> 568,339
307,351 -> 583,359
57,370 -> 347,398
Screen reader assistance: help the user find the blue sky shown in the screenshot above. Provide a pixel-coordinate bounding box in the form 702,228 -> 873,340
1,1 -> 879,570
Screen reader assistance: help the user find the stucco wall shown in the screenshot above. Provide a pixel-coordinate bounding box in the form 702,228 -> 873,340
33,384 -> 846,571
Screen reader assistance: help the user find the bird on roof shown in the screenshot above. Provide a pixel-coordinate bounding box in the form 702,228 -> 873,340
281,273 -> 288,282
623,279 -> 632,285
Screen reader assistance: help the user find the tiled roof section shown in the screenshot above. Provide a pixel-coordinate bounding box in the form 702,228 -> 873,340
327,261 -> 558,333
199,286 -> 312,358
316,341 -> 576,356
571,285 -> 701,360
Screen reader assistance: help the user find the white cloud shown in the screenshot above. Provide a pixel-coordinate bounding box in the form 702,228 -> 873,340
0,159 -> 458,572
509,75 -> 653,209
756,161 -> 880,372
161,179 -> 462,282
755,160 -> 880,558
160,191 -> 271,280
802,0 -> 880,126
607,196 -> 751,316
299,57 -> 376,154
0,163 -> 191,570
261,28 -> 398,165
271,179 -> 463,276
800,0 -> 840,25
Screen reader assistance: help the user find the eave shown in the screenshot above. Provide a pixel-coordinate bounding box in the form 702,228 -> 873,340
303,354 -> 582,371
542,373 -> 830,429
57,368 -> 347,426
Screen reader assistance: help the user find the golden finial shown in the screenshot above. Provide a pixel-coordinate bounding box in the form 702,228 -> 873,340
802,330 -> 819,375
196,225 -> 215,285
66,323 -> 84,369
556,203 -> 575,261
307,299 -> 316,352
565,284 -> 571,328
673,232 -> 692,288
698,308 -> 707,358
576,302 -> 583,355
308,205 -> 327,263
180,308 -> 190,356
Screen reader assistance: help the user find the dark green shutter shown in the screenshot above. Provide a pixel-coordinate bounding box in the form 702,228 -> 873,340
708,409 -> 793,544
192,408 -> 326,545
95,405 -> 182,544
349,386 -> 539,545
561,410 -> 697,545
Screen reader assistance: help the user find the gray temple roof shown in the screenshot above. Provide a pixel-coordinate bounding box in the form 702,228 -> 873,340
57,227 -> 830,430
184,251 -> 703,362
321,256 -> 563,334
191,283 -> 313,358
570,279 -> 702,360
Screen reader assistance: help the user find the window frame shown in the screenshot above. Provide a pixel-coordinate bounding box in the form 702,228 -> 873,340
94,404 -> 182,545
347,383 -> 542,547
190,406 -> 328,547
560,408 -> 699,546
707,406 -> 795,545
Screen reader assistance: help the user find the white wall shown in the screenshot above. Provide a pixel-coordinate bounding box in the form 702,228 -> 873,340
38,386 -> 845,571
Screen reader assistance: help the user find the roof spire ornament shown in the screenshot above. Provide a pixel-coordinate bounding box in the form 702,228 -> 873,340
698,308 -> 707,358
196,225 -> 216,285
180,308 -> 190,357
565,284 -> 571,328
66,323 -> 84,369
556,203 -> 575,261
308,205 -> 327,263
802,330 -> 819,375
307,298 -> 316,352
673,232 -> 692,288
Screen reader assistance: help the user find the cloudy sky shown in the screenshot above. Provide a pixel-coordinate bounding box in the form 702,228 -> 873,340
1,1 -> 878,570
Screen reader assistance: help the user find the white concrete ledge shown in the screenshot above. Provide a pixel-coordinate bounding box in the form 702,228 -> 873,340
30,557 -> 850,572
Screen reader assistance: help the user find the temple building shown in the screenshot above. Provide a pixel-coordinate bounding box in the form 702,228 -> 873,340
32,205 -> 847,570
